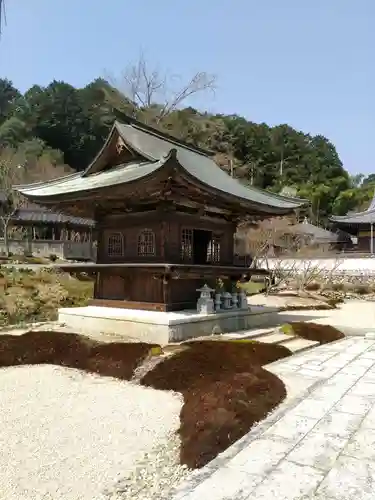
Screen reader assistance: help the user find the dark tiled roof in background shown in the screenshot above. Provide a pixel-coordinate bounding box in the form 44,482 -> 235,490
12,208 -> 95,227
330,191 -> 375,225
0,190 -> 94,226
290,220 -> 340,243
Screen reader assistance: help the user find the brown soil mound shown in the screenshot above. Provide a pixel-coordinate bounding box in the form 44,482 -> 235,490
142,340 -> 290,392
0,331 -> 159,380
141,340 -> 290,469
286,322 -> 345,345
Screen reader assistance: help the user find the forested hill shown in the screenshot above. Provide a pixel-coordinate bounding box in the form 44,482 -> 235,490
0,76 -> 373,222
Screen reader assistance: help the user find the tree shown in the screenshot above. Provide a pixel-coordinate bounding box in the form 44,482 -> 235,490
17,81 -> 107,170
0,79 -> 21,123
350,173 -> 364,188
113,52 -> 217,124
363,173 -> 375,186
0,74 -> 355,220
0,117 -> 29,147
0,148 -> 28,254
0,146 -> 71,255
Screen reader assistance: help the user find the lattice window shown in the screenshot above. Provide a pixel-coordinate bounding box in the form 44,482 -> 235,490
207,236 -> 221,263
138,229 -> 156,256
181,228 -> 193,261
107,232 -> 124,257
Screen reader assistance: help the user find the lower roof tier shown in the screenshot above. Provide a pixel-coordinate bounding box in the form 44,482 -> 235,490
15,117 -> 307,219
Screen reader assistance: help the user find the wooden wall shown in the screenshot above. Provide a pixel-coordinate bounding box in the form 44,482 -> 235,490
96,211 -> 236,265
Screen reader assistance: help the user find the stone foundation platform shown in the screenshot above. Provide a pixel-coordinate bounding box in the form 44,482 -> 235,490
58,305 -> 280,345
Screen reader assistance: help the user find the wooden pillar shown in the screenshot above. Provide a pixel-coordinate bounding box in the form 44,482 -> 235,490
371,224 -> 374,254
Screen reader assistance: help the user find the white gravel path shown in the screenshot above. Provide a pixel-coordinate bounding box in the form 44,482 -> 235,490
0,365 -> 183,500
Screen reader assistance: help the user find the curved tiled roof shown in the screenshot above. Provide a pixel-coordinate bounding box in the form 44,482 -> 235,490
12,208 -> 94,227
330,191 -> 375,225
288,219 -> 351,243
16,117 -> 307,214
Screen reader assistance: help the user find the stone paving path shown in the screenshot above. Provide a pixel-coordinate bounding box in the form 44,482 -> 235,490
172,336 -> 375,500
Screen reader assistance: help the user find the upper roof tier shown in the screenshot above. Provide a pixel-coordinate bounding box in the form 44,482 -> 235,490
16,116 -> 307,216
330,191 -> 375,225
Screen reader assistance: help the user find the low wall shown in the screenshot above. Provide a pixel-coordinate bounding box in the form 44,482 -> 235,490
262,257 -> 375,275
0,239 -> 96,261
63,242 -> 96,261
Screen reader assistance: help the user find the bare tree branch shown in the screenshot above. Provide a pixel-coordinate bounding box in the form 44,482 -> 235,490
0,149 -> 28,254
111,52 -> 217,123
156,71 -> 216,122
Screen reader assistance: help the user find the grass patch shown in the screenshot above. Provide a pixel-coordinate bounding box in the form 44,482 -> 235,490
280,322 -> 345,345
0,268 -> 94,326
141,340 -> 290,469
0,331 -> 161,380
4,254 -> 49,264
239,280 -> 265,296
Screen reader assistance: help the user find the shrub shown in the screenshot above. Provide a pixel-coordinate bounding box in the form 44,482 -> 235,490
331,282 -> 345,292
280,322 -> 344,345
353,284 -> 371,295
0,330 -> 161,381
49,253 -> 58,262
305,281 -> 321,291
179,369 -> 285,468
141,340 -> 290,468
341,282 -> 356,293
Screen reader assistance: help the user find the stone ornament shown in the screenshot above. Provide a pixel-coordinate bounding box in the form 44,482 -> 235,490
196,284 -> 215,314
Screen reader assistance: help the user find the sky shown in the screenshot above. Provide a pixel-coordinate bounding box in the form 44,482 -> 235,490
1,0 -> 373,176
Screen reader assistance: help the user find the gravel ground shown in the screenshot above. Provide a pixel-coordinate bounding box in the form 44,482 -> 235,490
0,365 -> 184,500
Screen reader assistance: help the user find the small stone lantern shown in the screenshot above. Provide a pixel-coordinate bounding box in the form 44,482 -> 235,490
196,284 -> 215,314
214,292 -> 222,311
222,291 -> 232,310
231,291 -> 239,309
239,289 -> 248,310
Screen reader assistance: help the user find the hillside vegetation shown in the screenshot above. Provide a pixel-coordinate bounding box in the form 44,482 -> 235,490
0,268 -> 93,326
0,67 -> 373,223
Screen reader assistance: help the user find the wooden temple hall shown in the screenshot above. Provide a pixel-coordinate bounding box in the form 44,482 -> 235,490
330,191 -> 375,253
17,117 -> 306,313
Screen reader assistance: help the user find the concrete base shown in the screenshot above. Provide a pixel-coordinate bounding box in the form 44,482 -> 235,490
58,305 -> 280,345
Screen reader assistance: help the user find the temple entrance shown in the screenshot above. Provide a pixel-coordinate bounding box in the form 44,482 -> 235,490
193,229 -> 212,265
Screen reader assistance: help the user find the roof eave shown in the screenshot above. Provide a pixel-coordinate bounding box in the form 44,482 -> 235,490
172,155 -> 307,214
14,154 -> 174,204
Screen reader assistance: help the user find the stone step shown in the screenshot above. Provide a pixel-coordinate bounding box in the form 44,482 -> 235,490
255,332 -> 296,344
280,337 -> 319,353
222,327 -> 278,340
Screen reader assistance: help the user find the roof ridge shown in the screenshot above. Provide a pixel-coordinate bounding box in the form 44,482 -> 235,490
114,115 -> 215,158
